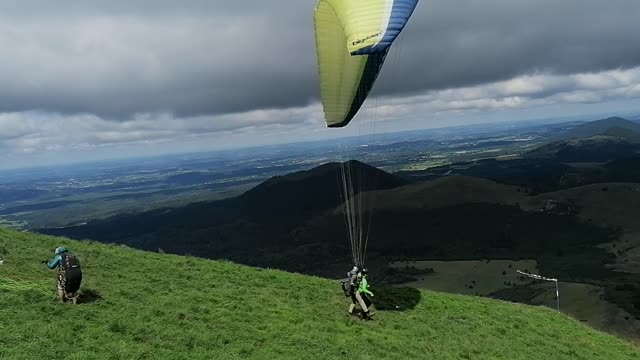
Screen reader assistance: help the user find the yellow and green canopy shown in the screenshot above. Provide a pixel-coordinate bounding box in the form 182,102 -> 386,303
314,0 -> 419,127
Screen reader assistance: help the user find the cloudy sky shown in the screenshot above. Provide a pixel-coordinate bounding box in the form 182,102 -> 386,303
1,0 -> 640,169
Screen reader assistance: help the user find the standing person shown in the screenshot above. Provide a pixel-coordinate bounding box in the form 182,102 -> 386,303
43,247 -> 82,304
357,268 -> 375,319
341,265 -> 359,297
346,266 -> 372,319
346,266 -> 361,315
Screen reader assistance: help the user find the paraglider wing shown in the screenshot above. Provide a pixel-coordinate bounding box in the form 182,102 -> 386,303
314,0 -> 419,128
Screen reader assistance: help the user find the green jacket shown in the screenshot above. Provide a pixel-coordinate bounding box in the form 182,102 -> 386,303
358,276 -> 373,296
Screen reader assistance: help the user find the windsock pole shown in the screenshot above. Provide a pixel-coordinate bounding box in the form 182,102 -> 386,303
517,270 -> 560,312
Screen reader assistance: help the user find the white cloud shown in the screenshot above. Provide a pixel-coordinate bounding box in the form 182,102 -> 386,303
1,66 -> 639,164
373,67 -> 640,121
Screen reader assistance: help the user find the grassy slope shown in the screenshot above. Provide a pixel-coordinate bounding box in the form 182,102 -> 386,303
0,228 -> 638,360
389,260 -> 539,296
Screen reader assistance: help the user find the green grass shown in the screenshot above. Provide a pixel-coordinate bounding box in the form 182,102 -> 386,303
389,260 -> 538,295
0,216 -> 27,229
0,228 -> 638,359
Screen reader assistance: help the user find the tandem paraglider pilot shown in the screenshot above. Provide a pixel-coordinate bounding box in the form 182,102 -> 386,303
42,246 -> 82,304
342,266 -> 375,320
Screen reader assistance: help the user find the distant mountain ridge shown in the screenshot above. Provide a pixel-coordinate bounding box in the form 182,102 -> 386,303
525,136 -> 640,162
519,117 -> 640,162
240,160 -> 408,217
556,117 -> 640,141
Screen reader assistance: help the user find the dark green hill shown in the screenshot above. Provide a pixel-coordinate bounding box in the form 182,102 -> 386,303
519,117 -> 640,162
399,144 -> 640,194
557,117 -> 640,141
605,156 -> 640,182
240,160 -> 408,217
525,136 -> 640,162
397,158 -> 573,194
40,161 -> 408,275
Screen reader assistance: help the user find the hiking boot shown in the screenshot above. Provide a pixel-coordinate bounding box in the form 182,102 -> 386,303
362,311 -> 375,320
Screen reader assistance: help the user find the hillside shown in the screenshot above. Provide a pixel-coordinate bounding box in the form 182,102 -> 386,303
523,117 -> 640,162
525,136 -> 640,162
527,182 -> 640,276
556,117 -> 640,141
606,156 -> 640,183
1,228 -> 638,359
40,161 -> 408,274
528,182 -> 640,232
344,175 -> 524,213
35,163 -> 640,336
295,177 -> 640,333
395,117 -> 640,189
240,160 -> 408,216
399,153 -> 640,195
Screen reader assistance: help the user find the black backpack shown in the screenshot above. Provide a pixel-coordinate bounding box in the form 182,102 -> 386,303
340,278 -> 350,297
61,253 -> 82,293
340,270 -> 360,297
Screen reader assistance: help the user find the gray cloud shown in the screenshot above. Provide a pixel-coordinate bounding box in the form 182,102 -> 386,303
1,66 -> 639,159
375,1 -> 640,95
0,0 -> 639,120
0,105 -> 320,159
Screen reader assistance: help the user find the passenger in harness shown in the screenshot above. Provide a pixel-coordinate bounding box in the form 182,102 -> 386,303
43,247 -> 82,304
341,265 -> 359,297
